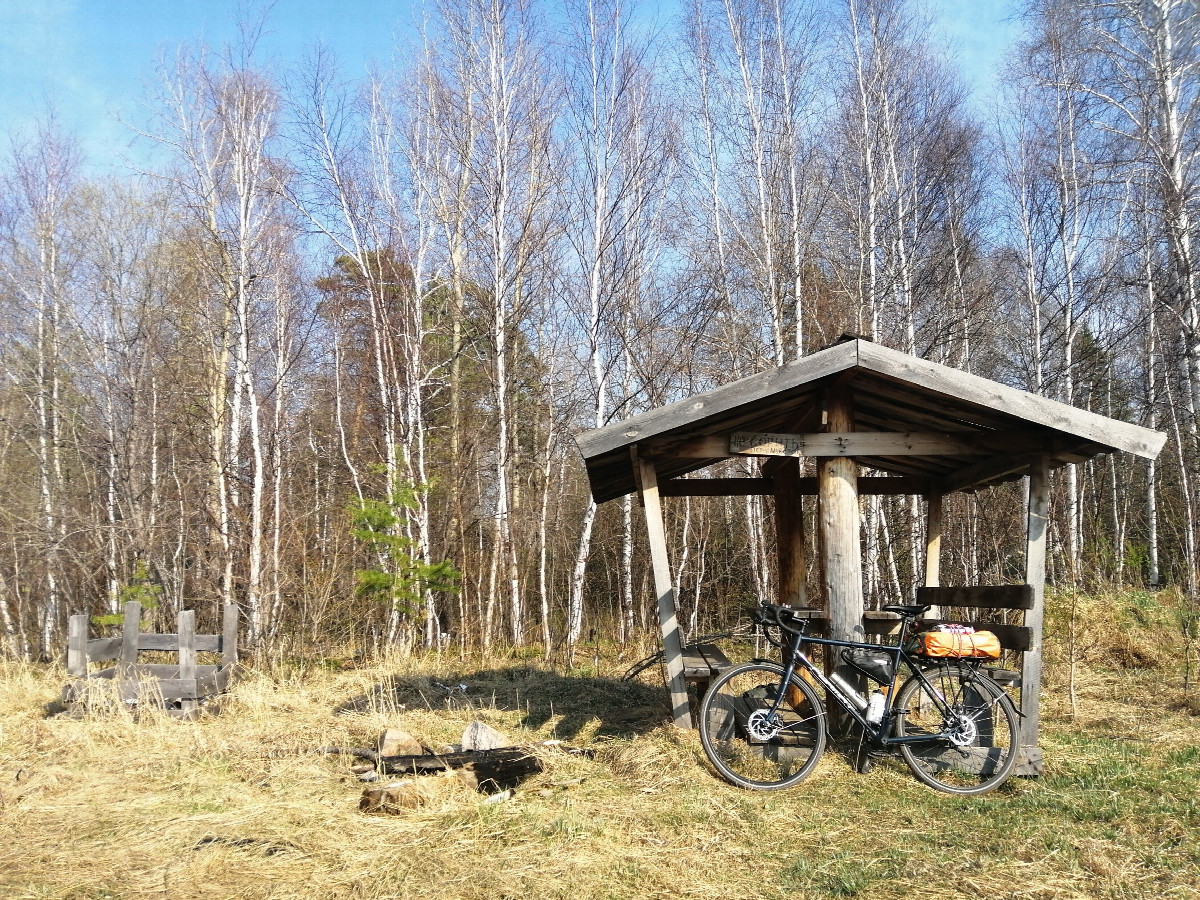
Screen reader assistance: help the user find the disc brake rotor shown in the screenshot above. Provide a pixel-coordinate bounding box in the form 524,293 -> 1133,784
945,709 -> 979,747
745,708 -> 781,741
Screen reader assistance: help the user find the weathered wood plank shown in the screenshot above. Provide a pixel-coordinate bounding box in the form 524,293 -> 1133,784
84,636 -> 122,662
577,341 -> 859,459
659,475 -> 929,496
937,454 -> 1036,495
659,477 -> 773,496
221,603 -> 239,667
856,341 -> 1165,460
731,431 -> 982,457
120,601 -> 141,673
178,610 -> 197,685
1022,456 -> 1049,749
647,434 -> 729,458
67,616 -> 89,677
136,633 -> 222,652
916,584 -> 1035,610
681,643 -> 733,679
637,456 -> 691,728
775,459 -> 807,607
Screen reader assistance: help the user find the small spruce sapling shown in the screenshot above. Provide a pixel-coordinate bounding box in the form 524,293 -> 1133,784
348,481 -> 459,617
92,560 -> 163,628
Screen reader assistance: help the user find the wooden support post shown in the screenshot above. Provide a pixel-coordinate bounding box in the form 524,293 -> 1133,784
924,494 -> 942,588
120,601 -> 141,674
67,615 -> 88,677
924,493 -> 943,619
221,603 -> 239,668
1021,455 -> 1049,771
818,388 -> 863,644
774,458 -> 807,607
637,454 -> 691,728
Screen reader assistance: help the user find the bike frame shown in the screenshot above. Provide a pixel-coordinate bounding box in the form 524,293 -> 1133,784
764,619 -> 979,747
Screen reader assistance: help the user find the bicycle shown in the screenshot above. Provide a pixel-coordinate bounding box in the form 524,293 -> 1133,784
698,602 -> 1021,796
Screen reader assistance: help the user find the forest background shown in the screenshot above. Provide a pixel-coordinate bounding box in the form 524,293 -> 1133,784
0,0 -> 1197,663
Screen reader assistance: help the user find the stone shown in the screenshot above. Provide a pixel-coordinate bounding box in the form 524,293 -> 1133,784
360,779 -> 434,813
460,720 -> 510,751
379,728 -> 424,757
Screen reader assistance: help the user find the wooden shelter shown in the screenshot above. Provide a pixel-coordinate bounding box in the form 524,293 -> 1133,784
576,338 -> 1165,762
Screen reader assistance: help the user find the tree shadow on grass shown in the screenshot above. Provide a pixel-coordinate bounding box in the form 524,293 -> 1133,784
334,666 -> 671,740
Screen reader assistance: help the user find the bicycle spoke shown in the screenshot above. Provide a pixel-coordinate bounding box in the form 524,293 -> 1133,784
699,662 -> 827,790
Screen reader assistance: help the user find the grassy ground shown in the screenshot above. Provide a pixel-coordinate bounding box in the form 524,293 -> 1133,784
2,595 -> 1198,899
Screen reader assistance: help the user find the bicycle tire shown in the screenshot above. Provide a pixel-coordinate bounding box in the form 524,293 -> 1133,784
893,664 -> 1019,795
698,661 -> 827,790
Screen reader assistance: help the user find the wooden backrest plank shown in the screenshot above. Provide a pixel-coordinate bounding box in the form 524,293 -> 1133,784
85,636 -> 122,663
916,584 -> 1035,610
136,633 -> 221,652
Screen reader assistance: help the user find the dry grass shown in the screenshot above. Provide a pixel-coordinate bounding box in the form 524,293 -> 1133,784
2,600 -> 1199,900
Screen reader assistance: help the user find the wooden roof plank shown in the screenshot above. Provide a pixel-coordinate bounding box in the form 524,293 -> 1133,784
856,342 -> 1165,459
575,344 -> 856,459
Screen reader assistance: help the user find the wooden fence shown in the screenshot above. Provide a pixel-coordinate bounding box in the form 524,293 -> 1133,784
63,600 -> 238,717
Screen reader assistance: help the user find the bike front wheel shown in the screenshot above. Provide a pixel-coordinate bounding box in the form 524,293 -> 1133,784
698,662 -> 827,790
893,665 -> 1019,795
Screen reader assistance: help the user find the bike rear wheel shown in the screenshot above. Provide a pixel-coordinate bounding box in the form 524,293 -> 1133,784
893,665 -> 1019,795
699,662 -> 827,790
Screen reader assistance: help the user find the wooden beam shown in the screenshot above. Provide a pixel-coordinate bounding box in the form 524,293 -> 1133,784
775,459 -> 807,606
732,431 -> 982,457
659,475 -> 930,497
637,455 -> 692,728
937,453 -> 1036,495
659,477 -> 773,496
1022,455 -> 1050,756
646,434 -> 730,458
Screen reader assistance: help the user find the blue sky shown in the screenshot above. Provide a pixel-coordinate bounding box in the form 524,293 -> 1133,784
0,0 -> 412,171
0,0 -> 1019,175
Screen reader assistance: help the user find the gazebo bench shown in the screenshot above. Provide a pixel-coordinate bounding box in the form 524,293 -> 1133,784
681,642 -> 734,697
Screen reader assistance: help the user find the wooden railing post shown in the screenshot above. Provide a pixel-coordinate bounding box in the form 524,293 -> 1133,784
67,615 -> 88,677
120,601 -> 142,675
178,610 -> 196,680
221,603 -> 239,668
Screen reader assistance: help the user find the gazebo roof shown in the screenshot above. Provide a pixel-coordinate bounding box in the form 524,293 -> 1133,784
576,339 -> 1166,503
